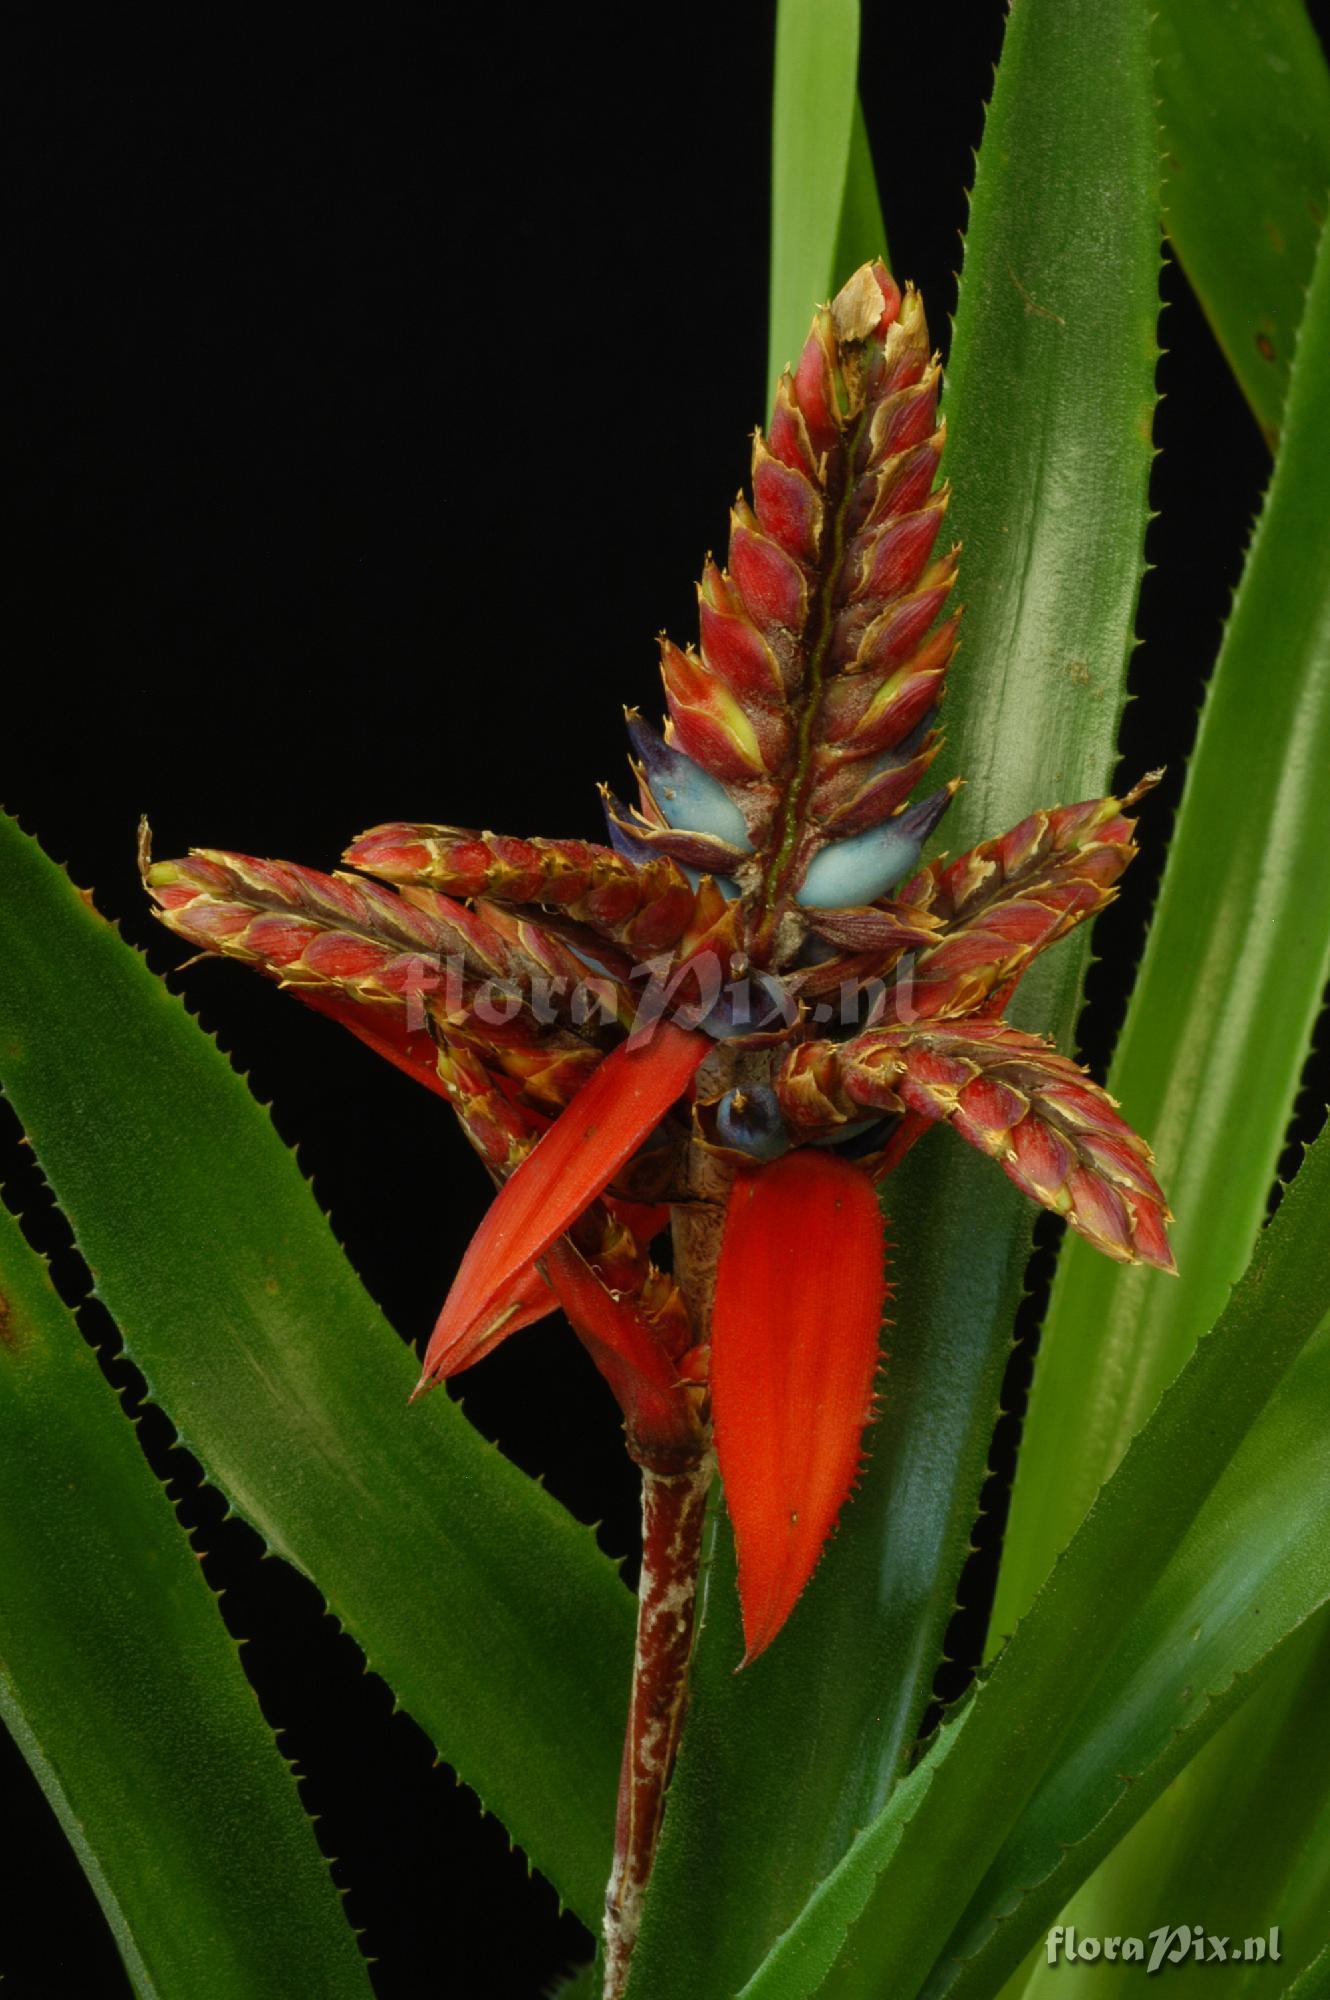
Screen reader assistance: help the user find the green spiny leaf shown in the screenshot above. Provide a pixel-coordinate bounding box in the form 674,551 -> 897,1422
0,813 -> 633,1929
768,0 -> 880,394
1011,1607 -> 1330,1999
993,114 -> 1330,1649
1154,0 -> 1330,444
832,98 -> 888,291
0,1196 -> 371,1999
932,1338 -> 1330,1998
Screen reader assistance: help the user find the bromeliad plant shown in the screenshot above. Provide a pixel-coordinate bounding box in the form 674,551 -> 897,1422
142,259 -> 1173,1989
6,3 -> 1330,1997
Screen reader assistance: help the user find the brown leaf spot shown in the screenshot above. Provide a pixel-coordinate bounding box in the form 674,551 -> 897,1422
1007,266 -> 1066,327
0,1292 -> 17,1353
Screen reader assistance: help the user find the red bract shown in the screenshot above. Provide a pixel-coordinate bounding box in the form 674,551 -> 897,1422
419,1023 -> 708,1396
143,261 -> 1174,1993
711,1150 -> 887,1665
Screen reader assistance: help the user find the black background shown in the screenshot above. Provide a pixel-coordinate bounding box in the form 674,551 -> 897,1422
6,4 -> 1329,1994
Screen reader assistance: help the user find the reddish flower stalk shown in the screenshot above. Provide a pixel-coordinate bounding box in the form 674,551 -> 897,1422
603,1448 -> 713,1999
143,263 -> 1174,1994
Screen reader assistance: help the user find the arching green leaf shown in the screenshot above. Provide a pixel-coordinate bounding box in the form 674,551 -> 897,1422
768,0 -> 886,393
0,814 -> 633,1929
0,1198 -> 370,1999
994,126 -> 1330,1648
1154,0 -> 1330,443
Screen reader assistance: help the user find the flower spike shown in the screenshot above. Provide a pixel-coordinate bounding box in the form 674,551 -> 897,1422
144,261 -> 1176,1999
623,262 -> 959,970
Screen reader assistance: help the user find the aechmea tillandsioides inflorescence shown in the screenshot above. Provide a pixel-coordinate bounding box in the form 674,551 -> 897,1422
144,261 -> 1173,1995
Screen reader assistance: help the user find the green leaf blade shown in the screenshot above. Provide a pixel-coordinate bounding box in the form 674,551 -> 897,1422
1012,1607 -> 1330,2000
994,130 -> 1330,1648
0,816 -> 633,1928
1153,0 -> 1330,444
1281,1945 -> 1330,2000
938,1332 -> 1330,1999
768,0 -> 874,394
937,0 -> 1160,1041
832,98 -> 889,291
0,1199 -> 371,1999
